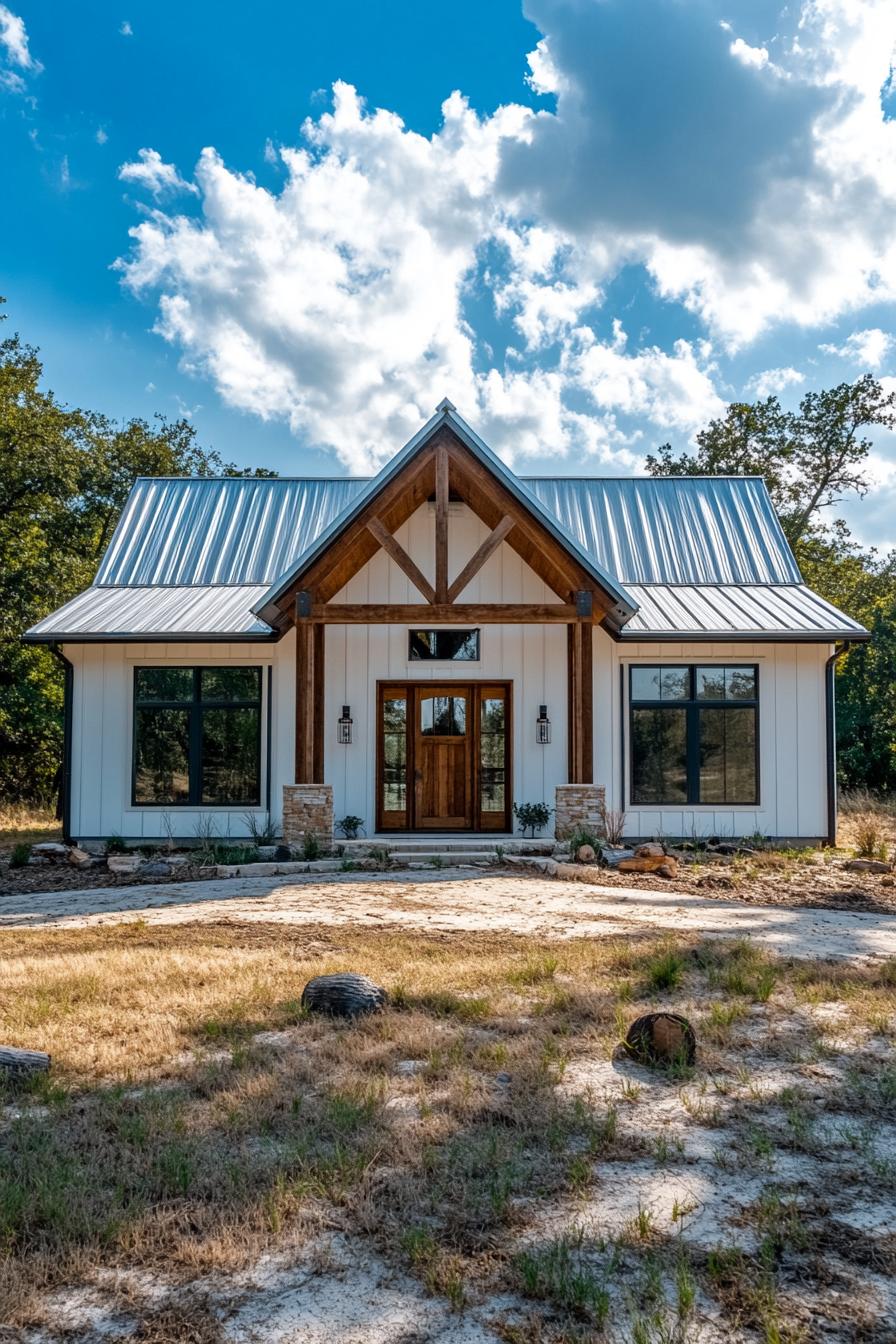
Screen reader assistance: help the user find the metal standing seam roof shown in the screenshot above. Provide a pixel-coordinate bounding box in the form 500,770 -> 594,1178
22,404 -> 870,643
620,584 -> 869,641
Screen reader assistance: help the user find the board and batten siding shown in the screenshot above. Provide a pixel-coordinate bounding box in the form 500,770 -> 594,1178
62,640 -> 292,842
595,632 -> 831,841
323,502 -> 570,832
61,502 -> 832,841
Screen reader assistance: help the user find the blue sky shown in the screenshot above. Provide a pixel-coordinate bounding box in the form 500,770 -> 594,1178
3,1 -> 896,546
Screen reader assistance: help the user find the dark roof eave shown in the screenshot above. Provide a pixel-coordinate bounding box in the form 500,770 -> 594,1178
21,631 -> 279,645
610,628 -> 870,644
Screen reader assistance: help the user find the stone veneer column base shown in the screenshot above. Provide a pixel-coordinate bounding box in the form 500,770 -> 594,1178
554,784 -> 606,840
282,784 -> 334,846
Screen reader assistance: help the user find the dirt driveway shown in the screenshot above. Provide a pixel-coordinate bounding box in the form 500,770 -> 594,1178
3,867 -> 895,961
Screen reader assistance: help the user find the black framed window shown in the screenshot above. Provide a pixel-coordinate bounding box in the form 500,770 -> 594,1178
629,665 -> 758,805
408,629 -> 480,661
133,667 -> 262,806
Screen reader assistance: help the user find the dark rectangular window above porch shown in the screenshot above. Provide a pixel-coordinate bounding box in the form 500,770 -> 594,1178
408,629 -> 480,661
133,666 -> 262,806
629,665 -> 758,806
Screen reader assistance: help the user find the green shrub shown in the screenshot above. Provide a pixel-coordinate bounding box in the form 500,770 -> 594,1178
336,815 -> 365,839
513,801 -> 553,837
9,842 -> 31,868
302,832 -> 321,860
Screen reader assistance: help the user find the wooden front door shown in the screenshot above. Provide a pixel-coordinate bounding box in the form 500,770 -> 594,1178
415,686 -> 472,829
377,682 -> 511,832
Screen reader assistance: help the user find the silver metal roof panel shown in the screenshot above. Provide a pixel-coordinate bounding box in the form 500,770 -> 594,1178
24,585 -> 274,642
620,584 -> 869,640
524,477 -> 802,585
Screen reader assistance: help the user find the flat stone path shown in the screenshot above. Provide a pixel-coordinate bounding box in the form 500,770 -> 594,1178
2,869 -> 895,962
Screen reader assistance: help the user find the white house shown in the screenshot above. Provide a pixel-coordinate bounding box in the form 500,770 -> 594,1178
25,401 -> 869,848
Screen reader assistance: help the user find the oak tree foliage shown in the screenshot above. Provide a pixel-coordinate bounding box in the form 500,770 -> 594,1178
647,375 -> 896,792
0,304 -> 274,801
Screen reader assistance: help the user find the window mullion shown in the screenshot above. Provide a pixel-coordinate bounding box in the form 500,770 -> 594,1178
190,670 -> 203,805
687,703 -> 700,805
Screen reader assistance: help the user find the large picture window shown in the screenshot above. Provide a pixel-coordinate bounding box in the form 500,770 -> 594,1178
133,667 -> 262,806
629,665 -> 758,806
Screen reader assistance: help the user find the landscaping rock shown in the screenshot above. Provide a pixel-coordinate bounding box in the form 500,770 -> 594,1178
624,1012 -> 696,1067
108,854 -> 142,875
274,844 -> 292,861
166,854 -> 189,868
635,842 -> 666,858
576,844 -> 597,863
844,859 -> 892,874
301,972 -> 388,1018
67,847 -> 93,868
256,846 -> 278,860
707,842 -> 755,857
601,847 -> 636,868
619,854 -> 679,878
139,862 -> 172,878
32,843 -> 70,861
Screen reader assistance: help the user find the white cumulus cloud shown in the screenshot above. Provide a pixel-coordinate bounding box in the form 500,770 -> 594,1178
0,3 -> 40,94
820,328 -> 895,369
119,148 -> 198,199
747,367 -> 804,397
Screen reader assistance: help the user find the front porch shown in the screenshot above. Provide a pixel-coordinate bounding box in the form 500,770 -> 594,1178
270,413 -> 619,848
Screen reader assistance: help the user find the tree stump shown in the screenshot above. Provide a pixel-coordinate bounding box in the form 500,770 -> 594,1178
0,1046 -> 51,1077
623,1013 -> 696,1067
301,973 -> 388,1018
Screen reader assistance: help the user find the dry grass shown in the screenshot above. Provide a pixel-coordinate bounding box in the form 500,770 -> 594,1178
838,788 -> 896,860
0,800 -> 60,850
1,921 -> 894,1341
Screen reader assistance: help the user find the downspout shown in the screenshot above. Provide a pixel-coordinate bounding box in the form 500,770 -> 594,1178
48,644 -> 74,844
825,641 -> 850,848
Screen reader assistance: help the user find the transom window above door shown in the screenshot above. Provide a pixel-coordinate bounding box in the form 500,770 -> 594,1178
408,629 -> 480,661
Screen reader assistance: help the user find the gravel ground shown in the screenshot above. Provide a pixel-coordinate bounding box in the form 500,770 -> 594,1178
2,868 -> 895,961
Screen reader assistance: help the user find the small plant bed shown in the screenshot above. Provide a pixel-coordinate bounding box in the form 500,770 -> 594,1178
1,922 -> 894,1340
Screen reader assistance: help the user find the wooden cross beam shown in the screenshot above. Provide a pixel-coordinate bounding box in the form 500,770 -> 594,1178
447,514 -> 514,603
366,517 -> 436,604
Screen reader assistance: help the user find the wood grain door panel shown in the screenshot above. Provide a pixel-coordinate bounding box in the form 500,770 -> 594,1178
376,680 -> 512,832
415,687 -> 471,829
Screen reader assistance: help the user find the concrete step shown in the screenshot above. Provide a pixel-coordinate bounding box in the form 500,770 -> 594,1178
390,851 -> 497,865
339,837 -> 554,855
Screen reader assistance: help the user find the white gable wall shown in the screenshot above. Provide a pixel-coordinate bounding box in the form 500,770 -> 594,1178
62,503 -> 832,843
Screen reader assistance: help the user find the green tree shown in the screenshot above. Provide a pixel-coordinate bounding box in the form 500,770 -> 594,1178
646,375 -> 896,793
0,306 -> 274,802
645,374 -> 896,549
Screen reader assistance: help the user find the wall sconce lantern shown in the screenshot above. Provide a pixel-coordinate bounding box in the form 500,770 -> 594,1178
337,705 -> 353,745
536,704 -> 551,745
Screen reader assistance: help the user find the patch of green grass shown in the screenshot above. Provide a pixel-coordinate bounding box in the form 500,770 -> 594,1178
419,990 -> 491,1022
645,948 -> 686,992
514,1230 -> 610,1325
508,954 -> 560,987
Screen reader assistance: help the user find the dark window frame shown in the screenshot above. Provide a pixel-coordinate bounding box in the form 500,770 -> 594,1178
408,629 -> 481,662
628,664 -> 760,807
131,666 -> 263,807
